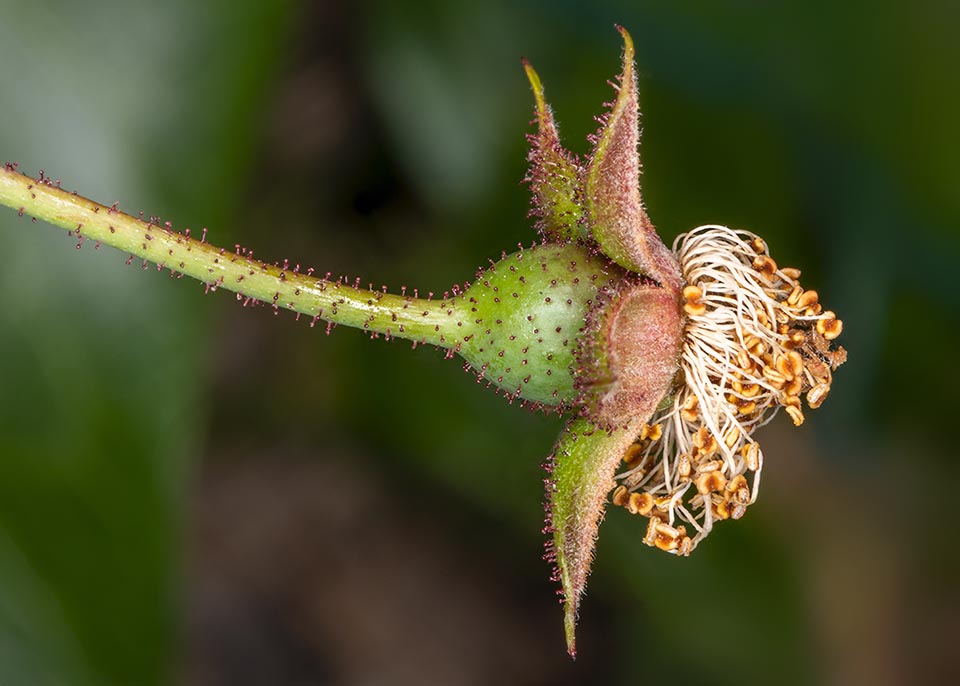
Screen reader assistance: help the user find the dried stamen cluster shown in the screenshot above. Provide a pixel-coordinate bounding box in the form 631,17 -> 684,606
613,225 -> 846,554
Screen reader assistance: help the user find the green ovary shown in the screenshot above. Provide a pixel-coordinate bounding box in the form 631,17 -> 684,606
456,243 -> 623,407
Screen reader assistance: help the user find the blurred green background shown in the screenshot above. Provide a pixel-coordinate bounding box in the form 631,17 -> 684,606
1,1 -> 957,684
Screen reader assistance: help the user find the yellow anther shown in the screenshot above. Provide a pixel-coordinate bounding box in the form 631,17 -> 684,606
776,352 -> 803,381
796,289 -> 819,309
623,443 -> 644,466
786,285 -> 803,306
680,395 -> 699,423
696,470 -> 727,495
627,492 -> 655,516
817,313 -> 843,340
784,376 -> 803,397
787,350 -> 804,376
612,485 -> 629,507
742,443 -> 760,471
643,516 -> 659,547
762,365 -> 787,387
775,354 -> 793,380
692,426 -> 717,455
806,383 -> 830,409
677,454 -> 692,480
653,521 -> 682,552
783,395 -> 804,426
696,460 -> 722,474
752,254 -> 777,277
726,475 -> 750,504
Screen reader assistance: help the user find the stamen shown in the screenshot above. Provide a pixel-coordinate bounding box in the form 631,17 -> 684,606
613,225 -> 845,554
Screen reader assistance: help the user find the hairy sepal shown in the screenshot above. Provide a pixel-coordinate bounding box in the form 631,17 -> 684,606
523,60 -> 586,243
585,27 -> 681,292
548,280 -> 681,656
546,415 -> 644,658
575,280 -> 683,427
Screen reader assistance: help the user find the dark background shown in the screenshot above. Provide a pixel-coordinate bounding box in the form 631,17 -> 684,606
1,1 -> 957,684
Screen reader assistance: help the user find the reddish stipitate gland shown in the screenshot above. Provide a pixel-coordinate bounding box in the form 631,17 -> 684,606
0,26 -> 845,659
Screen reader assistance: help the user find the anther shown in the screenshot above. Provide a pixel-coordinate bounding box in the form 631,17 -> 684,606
643,517 -> 660,547
761,367 -> 787,389
726,475 -> 750,504
623,443 -> 644,467
696,460 -> 722,474
816,312 -> 843,340
781,267 -> 801,280
680,395 -> 699,423
692,427 -> 718,456
775,354 -> 796,381
723,425 -> 741,449
784,376 -> 803,397
786,285 -> 803,307
653,522 -> 682,552
752,254 -> 777,277
806,383 -> 830,409
742,443 -> 760,471
612,485 -> 629,507
783,396 -> 804,426
787,350 -> 804,377
729,503 -> 747,520
796,289 -> 819,309
677,454 -> 692,480
696,470 -> 727,495
627,492 -> 655,516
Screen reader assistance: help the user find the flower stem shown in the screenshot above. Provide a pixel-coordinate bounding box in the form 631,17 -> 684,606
0,165 -> 464,347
